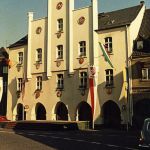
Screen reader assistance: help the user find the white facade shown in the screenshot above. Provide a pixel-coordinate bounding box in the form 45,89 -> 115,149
7,0 -> 145,128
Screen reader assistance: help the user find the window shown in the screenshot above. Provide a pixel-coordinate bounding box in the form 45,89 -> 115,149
57,74 -> 64,89
57,19 -> 63,31
18,52 -> 23,64
79,41 -> 86,57
105,37 -> 112,53
79,72 -> 87,89
105,69 -> 113,87
142,68 -> 150,80
3,66 -> 8,74
36,48 -> 42,63
57,45 -> 63,59
137,40 -> 143,50
36,76 -> 42,90
17,78 -> 23,92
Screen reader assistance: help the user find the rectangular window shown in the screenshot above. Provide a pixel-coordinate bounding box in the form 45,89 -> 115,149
3,66 -> 8,74
105,37 -> 112,53
36,48 -> 42,63
79,72 -> 87,89
142,68 -> 150,80
36,76 -> 42,90
18,52 -> 23,64
57,19 -> 63,31
137,41 -> 143,50
17,78 -> 23,91
105,69 -> 113,87
79,41 -> 86,57
57,74 -> 64,89
57,45 -> 63,59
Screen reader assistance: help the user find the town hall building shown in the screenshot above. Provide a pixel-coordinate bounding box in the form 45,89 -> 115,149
6,0 -> 148,128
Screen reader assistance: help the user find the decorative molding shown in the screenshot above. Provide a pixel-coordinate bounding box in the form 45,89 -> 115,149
106,87 -> 112,95
36,27 -> 42,34
56,90 -> 62,97
16,64 -> 22,72
77,16 -> 85,25
56,2 -> 63,10
79,57 -> 84,64
34,89 -> 41,99
56,60 -> 61,67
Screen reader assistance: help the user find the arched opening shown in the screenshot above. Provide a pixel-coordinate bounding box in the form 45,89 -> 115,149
55,102 -> 68,121
36,103 -> 46,120
76,101 -> 93,128
133,99 -> 150,129
17,103 -> 24,121
102,100 -> 121,128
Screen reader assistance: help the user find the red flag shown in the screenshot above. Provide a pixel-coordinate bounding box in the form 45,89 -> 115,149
89,78 -> 94,115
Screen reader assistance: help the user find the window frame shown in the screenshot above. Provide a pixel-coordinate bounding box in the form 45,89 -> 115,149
79,72 -> 87,89
36,76 -> 42,90
57,18 -> 63,32
105,69 -> 114,87
105,37 -> 112,53
57,74 -> 64,89
137,40 -> 143,50
36,48 -> 42,63
18,52 -> 23,64
57,45 -> 63,59
142,68 -> 150,80
79,41 -> 86,57
17,78 -> 23,92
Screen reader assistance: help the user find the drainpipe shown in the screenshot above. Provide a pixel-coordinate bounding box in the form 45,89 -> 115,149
125,25 -> 132,130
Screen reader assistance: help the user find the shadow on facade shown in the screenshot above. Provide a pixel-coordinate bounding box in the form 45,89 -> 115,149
8,78 -> 18,114
95,70 -> 126,129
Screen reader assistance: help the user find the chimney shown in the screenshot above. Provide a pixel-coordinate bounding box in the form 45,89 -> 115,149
27,12 -> 33,80
140,1 -> 145,5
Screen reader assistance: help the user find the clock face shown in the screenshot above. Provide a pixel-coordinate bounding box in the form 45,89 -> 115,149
56,2 -> 63,10
78,16 -> 85,25
36,27 -> 42,34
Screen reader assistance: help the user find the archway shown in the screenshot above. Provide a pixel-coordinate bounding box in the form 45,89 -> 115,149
17,103 -> 24,121
55,102 -> 68,121
102,100 -> 121,128
76,101 -> 93,127
133,99 -> 150,129
36,103 -> 46,120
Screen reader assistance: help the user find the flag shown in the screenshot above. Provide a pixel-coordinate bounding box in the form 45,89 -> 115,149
0,77 -> 3,103
88,66 -> 96,115
89,78 -> 94,115
99,42 -> 114,68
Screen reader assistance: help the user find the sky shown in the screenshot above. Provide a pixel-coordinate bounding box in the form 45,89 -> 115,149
0,0 -> 150,47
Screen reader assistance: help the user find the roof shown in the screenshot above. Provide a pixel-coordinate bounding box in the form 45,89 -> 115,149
98,4 -> 143,30
8,35 -> 28,48
139,9 -> 150,39
131,51 -> 150,58
0,47 -> 8,58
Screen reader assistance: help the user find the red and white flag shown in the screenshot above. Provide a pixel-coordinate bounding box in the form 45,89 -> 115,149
88,66 -> 96,115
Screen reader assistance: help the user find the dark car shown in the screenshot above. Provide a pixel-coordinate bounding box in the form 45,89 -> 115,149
139,118 -> 150,149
